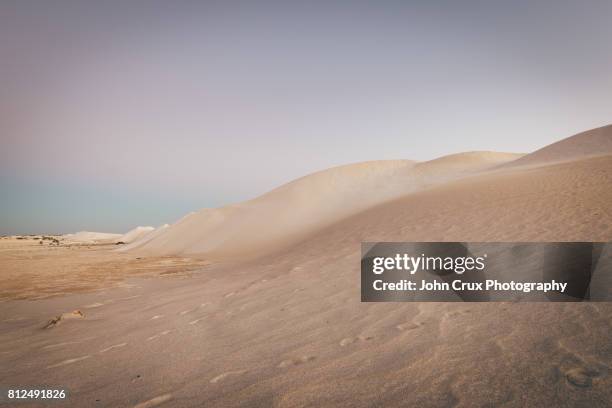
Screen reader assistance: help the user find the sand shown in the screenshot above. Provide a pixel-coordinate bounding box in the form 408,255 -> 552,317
0,237 -> 209,300
504,123 -> 612,167
129,152 -> 522,261
62,231 -> 123,244
117,224 -> 170,252
117,226 -> 155,244
0,126 -> 611,407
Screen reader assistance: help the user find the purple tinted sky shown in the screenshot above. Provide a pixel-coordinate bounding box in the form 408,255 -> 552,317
1,1 -> 611,234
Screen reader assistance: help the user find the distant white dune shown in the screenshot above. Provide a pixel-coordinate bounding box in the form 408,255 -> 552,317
64,226 -> 155,245
117,224 -> 169,251
63,231 -> 122,244
117,226 -> 155,244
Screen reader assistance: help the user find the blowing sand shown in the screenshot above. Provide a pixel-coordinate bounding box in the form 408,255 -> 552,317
0,126 -> 611,407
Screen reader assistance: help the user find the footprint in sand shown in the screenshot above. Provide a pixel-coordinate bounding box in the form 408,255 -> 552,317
339,338 -> 356,347
565,367 -> 601,388
133,393 -> 172,408
99,343 -> 128,353
278,356 -> 315,368
210,370 -> 247,384
147,330 -> 172,341
554,338 -> 605,389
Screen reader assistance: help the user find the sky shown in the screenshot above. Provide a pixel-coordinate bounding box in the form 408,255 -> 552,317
1,0 -> 612,234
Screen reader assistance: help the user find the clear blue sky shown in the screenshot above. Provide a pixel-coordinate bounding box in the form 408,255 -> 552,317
1,1 -> 611,234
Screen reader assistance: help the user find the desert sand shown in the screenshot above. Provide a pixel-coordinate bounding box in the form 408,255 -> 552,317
0,236 -> 210,301
63,231 -> 123,244
0,125 -> 611,407
128,152 -> 523,261
118,227 -> 156,244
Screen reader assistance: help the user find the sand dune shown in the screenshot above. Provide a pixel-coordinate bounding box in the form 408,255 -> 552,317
63,231 -> 122,244
314,154 -> 612,244
117,224 -> 170,251
63,227 -> 155,246
129,152 -> 521,260
1,126 -> 611,407
505,123 -> 612,167
117,226 -> 155,244
127,124 -> 605,263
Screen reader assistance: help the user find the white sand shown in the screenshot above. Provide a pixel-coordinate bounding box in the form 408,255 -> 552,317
117,224 -> 169,251
63,231 -> 122,244
129,152 -> 522,261
117,226 -> 155,244
1,125 -> 611,407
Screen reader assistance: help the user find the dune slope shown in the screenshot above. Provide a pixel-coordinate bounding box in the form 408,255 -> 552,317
63,231 -> 122,244
504,123 -> 612,167
1,127 -> 611,407
1,154 -> 610,407
117,226 -> 155,244
129,152 -> 521,260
